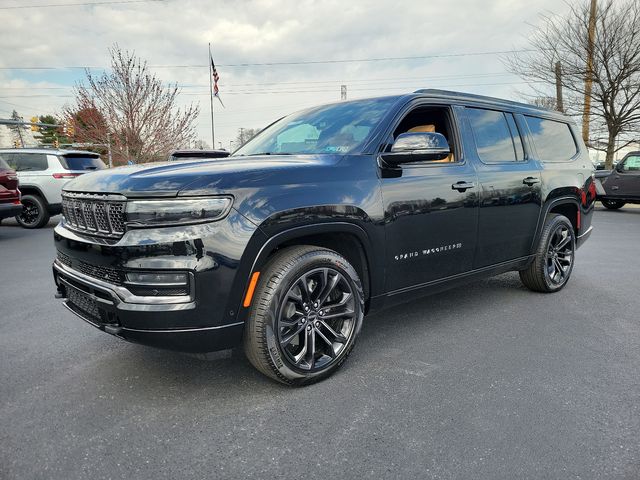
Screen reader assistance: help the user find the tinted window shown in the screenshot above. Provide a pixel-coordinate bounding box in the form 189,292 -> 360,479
2,153 -> 48,171
0,157 -> 10,170
621,155 -> 640,171
467,108 -> 518,162
525,116 -> 577,161
58,155 -> 106,171
506,114 -> 525,160
233,97 -> 398,156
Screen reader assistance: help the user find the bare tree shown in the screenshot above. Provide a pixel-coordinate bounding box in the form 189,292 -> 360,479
235,127 -> 260,147
505,0 -> 640,169
65,44 -> 199,164
529,96 -> 559,111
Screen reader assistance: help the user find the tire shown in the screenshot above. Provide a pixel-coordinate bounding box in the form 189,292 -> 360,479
16,194 -> 50,229
519,213 -> 576,293
243,245 -> 365,385
601,199 -> 625,210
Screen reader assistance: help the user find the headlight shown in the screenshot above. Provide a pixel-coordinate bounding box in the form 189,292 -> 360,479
126,197 -> 232,227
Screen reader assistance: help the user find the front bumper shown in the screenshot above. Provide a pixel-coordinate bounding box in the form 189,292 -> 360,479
51,211 -> 264,353
53,260 -> 244,352
0,202 -> 22,220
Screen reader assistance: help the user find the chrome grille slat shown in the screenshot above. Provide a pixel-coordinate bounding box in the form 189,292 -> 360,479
62,192 -> 126,239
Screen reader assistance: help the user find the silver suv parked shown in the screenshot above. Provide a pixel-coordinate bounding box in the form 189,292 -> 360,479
0,148 -> 106,228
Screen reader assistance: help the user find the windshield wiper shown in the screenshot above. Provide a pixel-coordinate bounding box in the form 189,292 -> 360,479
243,152 -> 292,156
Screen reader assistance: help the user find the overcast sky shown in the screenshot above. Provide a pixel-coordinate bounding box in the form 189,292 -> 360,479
0,0 -> 572,151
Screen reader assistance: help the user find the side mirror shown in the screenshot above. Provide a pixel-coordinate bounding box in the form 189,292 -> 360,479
380,132 -> 450,166
615,162 -> 624,172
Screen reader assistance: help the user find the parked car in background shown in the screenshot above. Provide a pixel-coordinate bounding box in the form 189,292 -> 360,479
168,149 -> 230,161
0,157 -> 21,223
0,149 -> 105,228
52,90 -> 595,385
594,151 -> 640,209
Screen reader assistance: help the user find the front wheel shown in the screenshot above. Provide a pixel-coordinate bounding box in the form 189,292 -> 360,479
520,213 -> 576,293
601,199 -> 625,210
243,246 -> 364,385
16,194 -> 50,228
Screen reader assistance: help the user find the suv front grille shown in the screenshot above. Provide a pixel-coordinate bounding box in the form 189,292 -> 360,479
62,192 -> 126,239
56,250 -> 124,285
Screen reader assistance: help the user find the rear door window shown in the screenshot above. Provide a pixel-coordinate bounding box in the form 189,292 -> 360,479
3,153 -> 48,172
524,116 -> 577,161
466,108 -> 519,162
58,155 -> 106,171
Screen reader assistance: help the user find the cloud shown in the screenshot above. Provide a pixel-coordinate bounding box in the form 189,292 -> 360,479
0,0 -> 572,150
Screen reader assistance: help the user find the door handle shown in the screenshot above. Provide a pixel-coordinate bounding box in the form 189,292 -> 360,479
451,181 -> 475,192
523,176 -> 540,186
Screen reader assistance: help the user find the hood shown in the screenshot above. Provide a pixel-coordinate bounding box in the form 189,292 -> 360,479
63,154 -> 341,197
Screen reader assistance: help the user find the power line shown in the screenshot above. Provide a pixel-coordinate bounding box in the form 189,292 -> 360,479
0,72 -> 519,91
0,49 -> 532,70
0,0 -> 165,9
0,80 -> 544,99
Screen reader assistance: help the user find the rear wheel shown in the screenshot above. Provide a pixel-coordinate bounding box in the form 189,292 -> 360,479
16,195 -> 50,229
601,199 -> 625,210
243,246 -> 364,385
520,213 -> 576,293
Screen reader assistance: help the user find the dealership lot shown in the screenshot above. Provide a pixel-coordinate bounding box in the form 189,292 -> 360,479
1,208 -> 639,480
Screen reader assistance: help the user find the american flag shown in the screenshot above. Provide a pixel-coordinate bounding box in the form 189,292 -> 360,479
210,54 -> 223,107
210,55 -> 220,95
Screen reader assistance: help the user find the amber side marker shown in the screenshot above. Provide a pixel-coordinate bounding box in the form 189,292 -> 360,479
243,272 -> 261,307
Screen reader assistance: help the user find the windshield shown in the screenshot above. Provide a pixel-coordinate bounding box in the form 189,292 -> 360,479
233,97 -> 399,156
59,155 -> 106,171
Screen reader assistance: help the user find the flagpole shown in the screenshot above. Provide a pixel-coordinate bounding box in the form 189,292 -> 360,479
208,42 -> 215,148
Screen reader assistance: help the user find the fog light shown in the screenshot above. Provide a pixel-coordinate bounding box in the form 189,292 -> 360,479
125,272 -> 188,286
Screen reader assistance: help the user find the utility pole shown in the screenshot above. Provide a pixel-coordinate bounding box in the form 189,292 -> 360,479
555,61 -> 564,113
341,85 -> 347,101
239,127 -> 245,145
582,0 -> 597,145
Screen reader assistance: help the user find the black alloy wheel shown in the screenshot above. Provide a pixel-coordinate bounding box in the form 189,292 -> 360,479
277,267 -> 357,372
519,213 -> 576,293
16,194 -> 50,229
244,246 -> 364,385
544,223 -> 574,287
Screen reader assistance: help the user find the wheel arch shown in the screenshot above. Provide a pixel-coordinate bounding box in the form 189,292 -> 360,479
17,185 -> 48,203
252,222 -> 373,300
535,196 -> 581,248
233,221 -> 376,326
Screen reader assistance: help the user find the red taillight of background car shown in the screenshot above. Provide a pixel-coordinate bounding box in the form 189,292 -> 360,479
52,173 -> 81,179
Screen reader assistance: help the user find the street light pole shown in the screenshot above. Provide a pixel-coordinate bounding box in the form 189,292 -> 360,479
107,132 -> 113,168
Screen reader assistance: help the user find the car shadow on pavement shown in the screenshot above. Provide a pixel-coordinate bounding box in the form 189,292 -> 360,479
0,217 -> 59,237
80,271 -> 526,397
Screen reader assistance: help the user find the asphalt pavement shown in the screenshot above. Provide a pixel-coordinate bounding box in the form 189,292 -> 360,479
1,207 -> 639,479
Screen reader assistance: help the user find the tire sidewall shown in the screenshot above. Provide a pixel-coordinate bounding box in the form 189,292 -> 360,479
16,195 -> 46,228
259,251 -> 364,384
602,199 -> 624,209
541,215 -> 576,292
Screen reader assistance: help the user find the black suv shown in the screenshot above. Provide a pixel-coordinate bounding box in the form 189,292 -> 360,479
52,90 -> 595,385
594,151 -> 640,209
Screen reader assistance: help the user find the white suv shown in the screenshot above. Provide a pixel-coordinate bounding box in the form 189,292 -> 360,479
0,148 -> 106,228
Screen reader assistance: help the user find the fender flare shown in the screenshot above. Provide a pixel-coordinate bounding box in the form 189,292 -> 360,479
16,184 -> 48,204
232,221 -> 375,325
532,195 -> 580,248
249,221 -> 373,274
